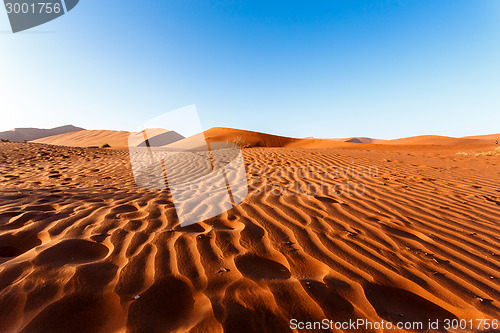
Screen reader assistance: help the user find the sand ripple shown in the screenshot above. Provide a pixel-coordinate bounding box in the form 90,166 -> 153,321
0,142 -> 499,332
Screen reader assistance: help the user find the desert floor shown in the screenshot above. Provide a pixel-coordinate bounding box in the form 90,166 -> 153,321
0,142 -> 499,332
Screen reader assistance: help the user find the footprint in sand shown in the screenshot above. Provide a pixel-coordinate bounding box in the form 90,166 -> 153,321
235,254 -> 291,280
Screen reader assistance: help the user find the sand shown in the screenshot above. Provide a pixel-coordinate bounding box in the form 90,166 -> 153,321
0,129 -> 499,332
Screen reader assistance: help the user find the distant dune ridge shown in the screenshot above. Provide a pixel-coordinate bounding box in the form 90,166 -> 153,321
0,125 -> 83,142
461,133 -> 500,141
28,125 -> 499,149
381,134 -> 498,146
328,137 -> 386,144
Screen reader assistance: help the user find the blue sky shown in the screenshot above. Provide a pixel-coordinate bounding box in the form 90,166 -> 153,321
1,0 -> 499,139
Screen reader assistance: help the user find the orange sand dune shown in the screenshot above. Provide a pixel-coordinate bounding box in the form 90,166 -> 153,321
33,127 -> 299,149
32,129 -> 131,148
462,133 -> 500,142
31,126 -> 498,150
32,127 -> 343,149
204,128 -> 379,149
382,135 -> 495,146
34,129 -> 184,149
204,127 -> 300,147
0,140 -> 499,332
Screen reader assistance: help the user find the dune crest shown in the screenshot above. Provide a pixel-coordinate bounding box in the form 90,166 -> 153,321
29,126 -> 499,150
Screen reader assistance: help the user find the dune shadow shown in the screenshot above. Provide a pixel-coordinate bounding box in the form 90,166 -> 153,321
364,283 -> 457,331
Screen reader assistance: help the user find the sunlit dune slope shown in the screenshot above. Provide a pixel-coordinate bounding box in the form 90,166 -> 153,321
203,127 -> 299,147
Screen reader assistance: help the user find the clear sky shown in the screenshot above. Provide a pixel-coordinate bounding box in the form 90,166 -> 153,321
1,0 -> 499,139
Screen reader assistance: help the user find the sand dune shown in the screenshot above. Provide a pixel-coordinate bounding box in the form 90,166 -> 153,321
32,127 -> 498,151
32,129 -> 185,149
328,137 -> 386,144
204,127 -> 299,147
462,133 -> 500,142
0,137 -> 498,332
382,135 -> 497,146
0,125 -> 83,142
204,128 -> 387,149
325,134 -> 498,145
32,129 -> 131,148
344,137 -> 385,144
32,127 -> 339,149
33,127 -> 297,149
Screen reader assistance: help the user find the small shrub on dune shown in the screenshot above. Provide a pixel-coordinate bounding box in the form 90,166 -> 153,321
100,143 -> 111,148
232,136 -> 252,148
458,147 -> 500,156
475,147 -> 500,156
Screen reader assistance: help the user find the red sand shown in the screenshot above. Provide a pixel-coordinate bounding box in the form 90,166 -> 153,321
0,128 -> 499,332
